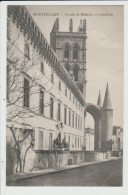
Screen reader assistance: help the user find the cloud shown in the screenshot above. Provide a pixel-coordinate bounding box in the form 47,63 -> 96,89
89,30 -> 122,49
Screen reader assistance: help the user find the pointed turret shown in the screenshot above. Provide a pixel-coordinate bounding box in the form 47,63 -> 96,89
101,82 -> 113,151
97,90 -> 102,107
69,19 -> 73,32
103,82 -> 112,109
78,20 -> 83,32
83,19 -> 86,33
51,18 -> 59,32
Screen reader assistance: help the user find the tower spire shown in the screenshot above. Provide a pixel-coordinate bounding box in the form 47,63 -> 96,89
78,20 -> 83,32
97,90 -> 102,107
83,19 -> 86,33
69,19 -> 73,32
51,18 -> 59,32
103,82 -> 112,109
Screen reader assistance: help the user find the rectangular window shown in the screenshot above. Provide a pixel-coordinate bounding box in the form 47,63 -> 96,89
76,115 -> 77,129
73,96 -> 75,104
65,87 -> 67,96
78,137 -> 79,148
24,78 -> 29,108
58,102 -> 61,121
70,92 -> 71,100
59,80 -> 61,91
25,42 -> 30,59
40,90 -> 44,114
78,116 -> 79,130
69,110 -> 71,126
75,137 -> 77,148
72,113 -> 74,128
38,130 -> 43,150
50,97 -> 54,119
49,132 -> 53,150
68,136 -> 70,148
41,62 -> 44,73
51,73 -> 54,83
64,107 -> 67,124
81,118 -> 82,130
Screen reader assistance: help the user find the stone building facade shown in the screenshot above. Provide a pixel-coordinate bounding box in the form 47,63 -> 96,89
6,5 -> 114,174
7,5 -> 86,173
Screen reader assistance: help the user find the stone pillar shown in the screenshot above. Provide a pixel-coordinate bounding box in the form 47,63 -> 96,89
101,109 -> 113,150
94,118 -> 101,150
101,83 -> 113,151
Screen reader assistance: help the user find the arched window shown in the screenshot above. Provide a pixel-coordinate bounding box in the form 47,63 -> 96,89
65,63 -> 70,72
64,44 -> 70,59
73,65 -> 79,81
73,44 -> 79,60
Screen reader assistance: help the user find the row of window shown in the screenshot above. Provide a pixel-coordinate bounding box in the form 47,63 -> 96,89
64,43 -> 79,60
24,41 -> 82,111
24,78 -> 82,130
62,103 -> 82,130
7,42 -> 82,113
37,130 -> 82,150
40,61 -> 82,112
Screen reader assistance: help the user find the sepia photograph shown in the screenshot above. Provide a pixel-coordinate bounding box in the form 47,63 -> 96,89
6,4 -> 123,187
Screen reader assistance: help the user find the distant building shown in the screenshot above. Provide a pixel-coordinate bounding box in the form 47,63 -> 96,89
112,126 -> 123,151
85,128 -> 94,151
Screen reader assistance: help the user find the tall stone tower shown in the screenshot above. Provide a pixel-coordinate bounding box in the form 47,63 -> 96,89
50,18 -> 87,98
101,83 -> 113,150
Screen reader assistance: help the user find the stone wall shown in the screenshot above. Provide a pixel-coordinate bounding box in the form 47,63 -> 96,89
24,150 -> 86,172
7,139 -> 108,173
6,125 -> 108,174
84,151 -> 108,162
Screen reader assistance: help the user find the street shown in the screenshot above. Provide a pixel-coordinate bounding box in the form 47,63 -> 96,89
10,159 -> 122,186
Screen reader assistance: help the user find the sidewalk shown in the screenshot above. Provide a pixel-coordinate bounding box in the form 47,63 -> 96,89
7,157 -> 122,182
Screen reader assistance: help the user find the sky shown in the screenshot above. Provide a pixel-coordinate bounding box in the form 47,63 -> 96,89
26,5 -> 124,128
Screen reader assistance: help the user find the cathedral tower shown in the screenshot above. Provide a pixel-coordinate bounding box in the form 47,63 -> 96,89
101,83 -> 113,150
50,18 -> 87,98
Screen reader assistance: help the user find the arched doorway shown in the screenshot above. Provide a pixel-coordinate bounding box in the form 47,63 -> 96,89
85,113 -> 94,151
84,103 -> 102,151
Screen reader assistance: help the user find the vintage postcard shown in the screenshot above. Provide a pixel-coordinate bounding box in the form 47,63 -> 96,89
0,1 -> 127,193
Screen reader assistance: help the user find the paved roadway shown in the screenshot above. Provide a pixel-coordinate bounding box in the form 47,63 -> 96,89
12,159 -> 123,186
